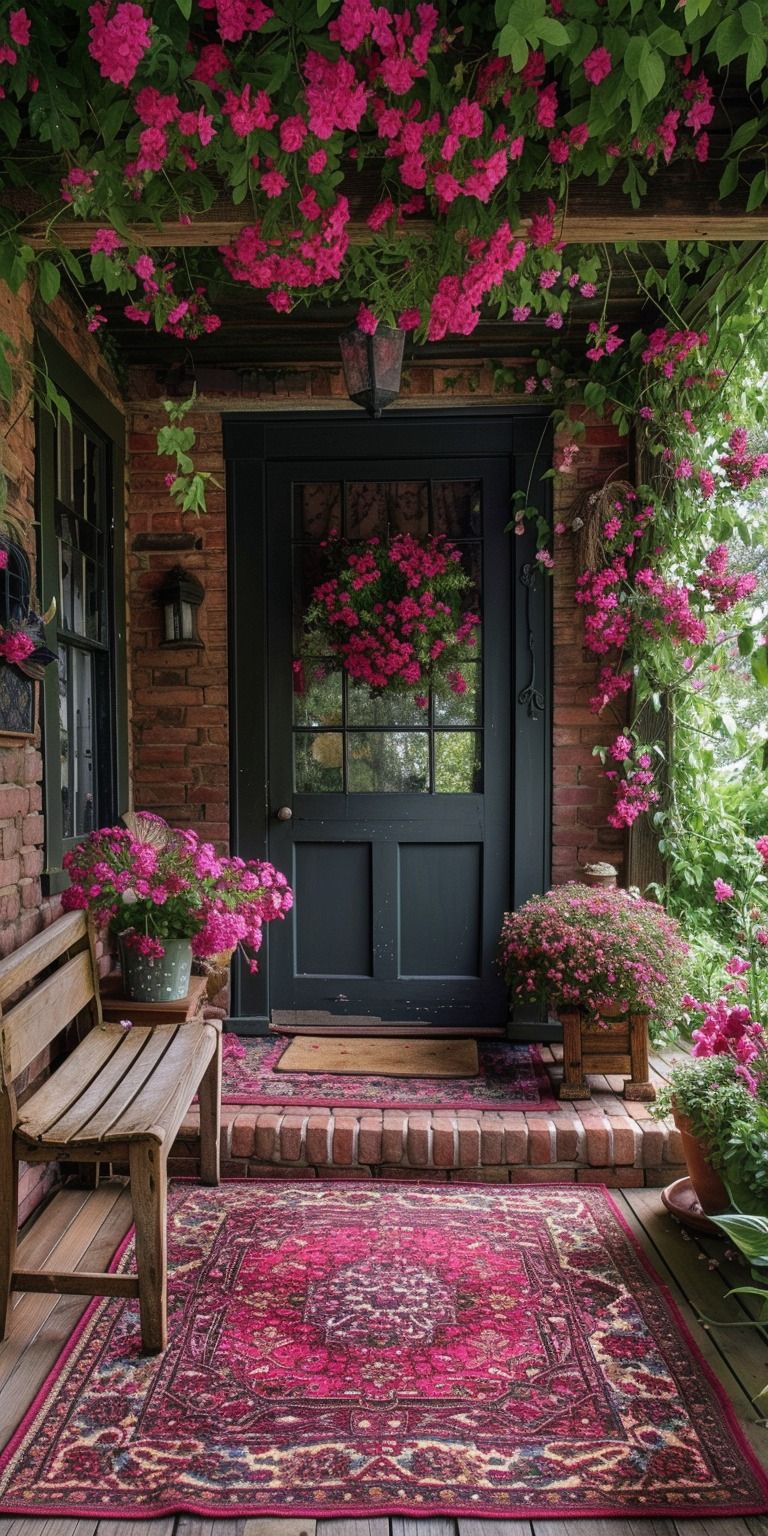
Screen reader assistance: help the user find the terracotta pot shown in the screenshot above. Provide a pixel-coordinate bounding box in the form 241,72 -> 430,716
581,863 -> 618,889
672,1106 -> 729,1215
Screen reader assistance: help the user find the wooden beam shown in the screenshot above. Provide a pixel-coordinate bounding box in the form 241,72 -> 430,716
20,211 -> 768,250
12,1269 -> 139,1297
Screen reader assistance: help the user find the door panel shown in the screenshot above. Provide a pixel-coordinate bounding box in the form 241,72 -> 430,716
225,410 -> 552,1031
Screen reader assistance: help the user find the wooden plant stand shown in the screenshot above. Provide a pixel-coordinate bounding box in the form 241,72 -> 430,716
558,1008 -> 656,1102
99,973 -> 207,1026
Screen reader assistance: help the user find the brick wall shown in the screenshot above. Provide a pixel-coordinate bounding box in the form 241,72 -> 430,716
126,363 -> 629,885
0,281 -> 123,1226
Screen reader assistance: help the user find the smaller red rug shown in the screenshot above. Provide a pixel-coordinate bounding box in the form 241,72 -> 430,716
0,1183 -> 766,1520
220,1034 -> 559,1110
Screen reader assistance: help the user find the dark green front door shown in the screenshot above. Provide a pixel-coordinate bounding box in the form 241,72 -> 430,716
226,411 -> 551,1029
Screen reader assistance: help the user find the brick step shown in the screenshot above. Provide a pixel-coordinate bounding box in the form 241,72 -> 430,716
170,1101 -> 686,1189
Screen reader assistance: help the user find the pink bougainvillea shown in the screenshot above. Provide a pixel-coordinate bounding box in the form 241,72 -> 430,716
87,1 -> 151,87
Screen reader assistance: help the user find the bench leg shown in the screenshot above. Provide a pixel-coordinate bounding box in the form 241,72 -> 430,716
129,1142 -> 168,1354
198,1033 -> 221,1187
0,1134 -> 18,1339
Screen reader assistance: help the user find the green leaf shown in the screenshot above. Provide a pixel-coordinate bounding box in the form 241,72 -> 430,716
37,259 -> 60,304
623,34 -> 646,79
497,24 -> 529,68
0,346 -> 12,402
709,13 -> 749,65
746,35 -> 767,86
719,159 -> 739,200
740,0 -> 763,37
638,43 -> 666,101
738,628 -> 755,656
712,1212 -> 768,1265
751,644 -> 768,686
746,169 -> 768,211
730,117 -> 760,152
535,15 -> 570,43
175,0 -> 193,14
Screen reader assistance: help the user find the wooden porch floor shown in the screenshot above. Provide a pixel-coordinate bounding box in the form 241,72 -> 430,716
0,1178 -> 767,1536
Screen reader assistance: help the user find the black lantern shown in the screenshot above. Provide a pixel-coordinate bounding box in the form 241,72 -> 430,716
339,324 -> 405,417
157,567 -> 204,648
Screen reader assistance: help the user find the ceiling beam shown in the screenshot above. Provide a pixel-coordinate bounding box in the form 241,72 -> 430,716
20,210 -> 768,250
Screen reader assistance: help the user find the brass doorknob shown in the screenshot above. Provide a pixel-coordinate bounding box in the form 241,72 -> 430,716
275,805 -> 293,821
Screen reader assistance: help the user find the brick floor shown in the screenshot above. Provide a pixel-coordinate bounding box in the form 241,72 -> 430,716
172,1044 -> 686,1187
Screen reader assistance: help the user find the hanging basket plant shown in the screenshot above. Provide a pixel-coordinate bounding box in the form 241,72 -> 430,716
303,532 -> 480,705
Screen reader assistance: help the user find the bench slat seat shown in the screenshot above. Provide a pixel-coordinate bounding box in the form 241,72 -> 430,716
16,1018 -> 217,1149
0,910 -> 222,1354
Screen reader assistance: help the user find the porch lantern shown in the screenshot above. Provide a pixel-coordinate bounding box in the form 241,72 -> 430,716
157,567 -> 204,648
339,324 -> 405,417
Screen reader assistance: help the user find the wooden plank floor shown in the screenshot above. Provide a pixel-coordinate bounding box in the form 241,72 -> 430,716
0,1179 -> 766,1536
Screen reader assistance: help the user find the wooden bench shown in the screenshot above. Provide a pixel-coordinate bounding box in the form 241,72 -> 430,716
0,909 -> 221,1354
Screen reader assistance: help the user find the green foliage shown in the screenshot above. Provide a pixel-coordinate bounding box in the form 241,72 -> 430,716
156,392 -> 221,517
653,1055 -> 768,1212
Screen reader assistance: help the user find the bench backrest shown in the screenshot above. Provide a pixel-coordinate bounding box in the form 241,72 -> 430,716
0,911 -> 99,1088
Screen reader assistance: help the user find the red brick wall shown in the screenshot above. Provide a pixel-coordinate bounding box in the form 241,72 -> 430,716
0,281 -> 123,1226
126,364 -> 629,887
552,415 -> 629,882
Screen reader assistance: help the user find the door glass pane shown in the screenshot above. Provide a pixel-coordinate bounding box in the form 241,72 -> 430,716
347,684 -> 426,727
294,483 -> 342,540
346,482 -> 388,540
433,480 -> 482,537
389,481 -> 429,535
60,644 -> 96,836
72,425 -> 86,516
294,545 -> 332,652
293,663 -> 343,727
348,732 -> 429,792
295,732 -> 343,792
435,732 -> 482,793
434,663 -> 481,725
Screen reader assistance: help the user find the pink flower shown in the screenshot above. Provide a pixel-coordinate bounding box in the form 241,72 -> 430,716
307,149 -> 327,174
584,47 -> 612,86
755,836 -> 768,865
0,630 -> 35,663
279,115 -> 307,153
9,8 -> 30,46
356,304 -> 378,335
88,2 -> 151,88
397,308 -> 421,331
713,878 -> 734,903
89,227 -> 124,256
610,734 -> 633,762
260,169 -> 288,198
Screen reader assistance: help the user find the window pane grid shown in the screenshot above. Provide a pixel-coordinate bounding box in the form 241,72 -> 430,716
292,478 -> 483,795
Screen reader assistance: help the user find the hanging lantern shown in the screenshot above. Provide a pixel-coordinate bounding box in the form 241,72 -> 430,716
157,567 -> 204,648
339,325 -> 405,417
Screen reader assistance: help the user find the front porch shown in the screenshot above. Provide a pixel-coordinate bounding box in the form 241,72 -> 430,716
171,1042 -> 687,1186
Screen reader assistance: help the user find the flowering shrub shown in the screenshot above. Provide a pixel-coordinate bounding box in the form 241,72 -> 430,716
303,532 -> 480,700
0,547 -> 57,673
61,815 -> 293,973
498,882 -> 688,1034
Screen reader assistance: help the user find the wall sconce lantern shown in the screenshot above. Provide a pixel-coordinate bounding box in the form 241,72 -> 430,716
157,567 -> 204,648
339,324 -> 405,417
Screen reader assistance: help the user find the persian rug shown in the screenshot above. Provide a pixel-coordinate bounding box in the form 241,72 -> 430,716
1,1182 -> 766,1519
276,1033 -> 480,1077
220,1033 -> 559,1110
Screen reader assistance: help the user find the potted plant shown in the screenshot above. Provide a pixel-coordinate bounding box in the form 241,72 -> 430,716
61,814 -> 293,1004
499,883 -> 688,1100
653,1002 -> 768,1216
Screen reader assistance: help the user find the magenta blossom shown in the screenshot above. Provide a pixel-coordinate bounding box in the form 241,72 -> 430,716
714,878 -> 734,903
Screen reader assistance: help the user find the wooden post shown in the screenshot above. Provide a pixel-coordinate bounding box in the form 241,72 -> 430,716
625,1012 -> 656,1102
0,1081 -> 18,1338
557,1010 -> 591,1100
198,1027 -> 222,1187
128,1140 -> 168,1353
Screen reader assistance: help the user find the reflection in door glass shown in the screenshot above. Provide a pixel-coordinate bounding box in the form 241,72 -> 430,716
294,483 -> 342,540
433,481 -> 482,537
435,732 -> 482,793
347,683 -> 426,728
347,732 -> 429,792
295,732 -> 343,792
434,662 -> 481,726
293,662 -> 343,727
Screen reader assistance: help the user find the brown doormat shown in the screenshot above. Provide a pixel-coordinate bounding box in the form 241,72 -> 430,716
276,1034 -> 480,1078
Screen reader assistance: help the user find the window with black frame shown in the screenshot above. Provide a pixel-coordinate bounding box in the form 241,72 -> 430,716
36,335 -> 127,891
53,406 -> 112,841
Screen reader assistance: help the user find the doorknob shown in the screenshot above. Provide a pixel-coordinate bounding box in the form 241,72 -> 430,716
275,805 -> 293,821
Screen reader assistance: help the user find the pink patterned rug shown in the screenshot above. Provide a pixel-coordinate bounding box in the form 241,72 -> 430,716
1,1182 -> 766,1519
220,1034 -> 559,1110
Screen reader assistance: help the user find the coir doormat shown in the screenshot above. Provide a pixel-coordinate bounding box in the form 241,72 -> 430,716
221,1033 -> 558,1110
0,1181 -> 766,1519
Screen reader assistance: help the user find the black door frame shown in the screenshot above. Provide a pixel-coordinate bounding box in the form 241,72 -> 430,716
225,408 -> 552,1031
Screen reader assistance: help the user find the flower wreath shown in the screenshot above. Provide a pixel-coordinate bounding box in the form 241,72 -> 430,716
302,531 -> 480,705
